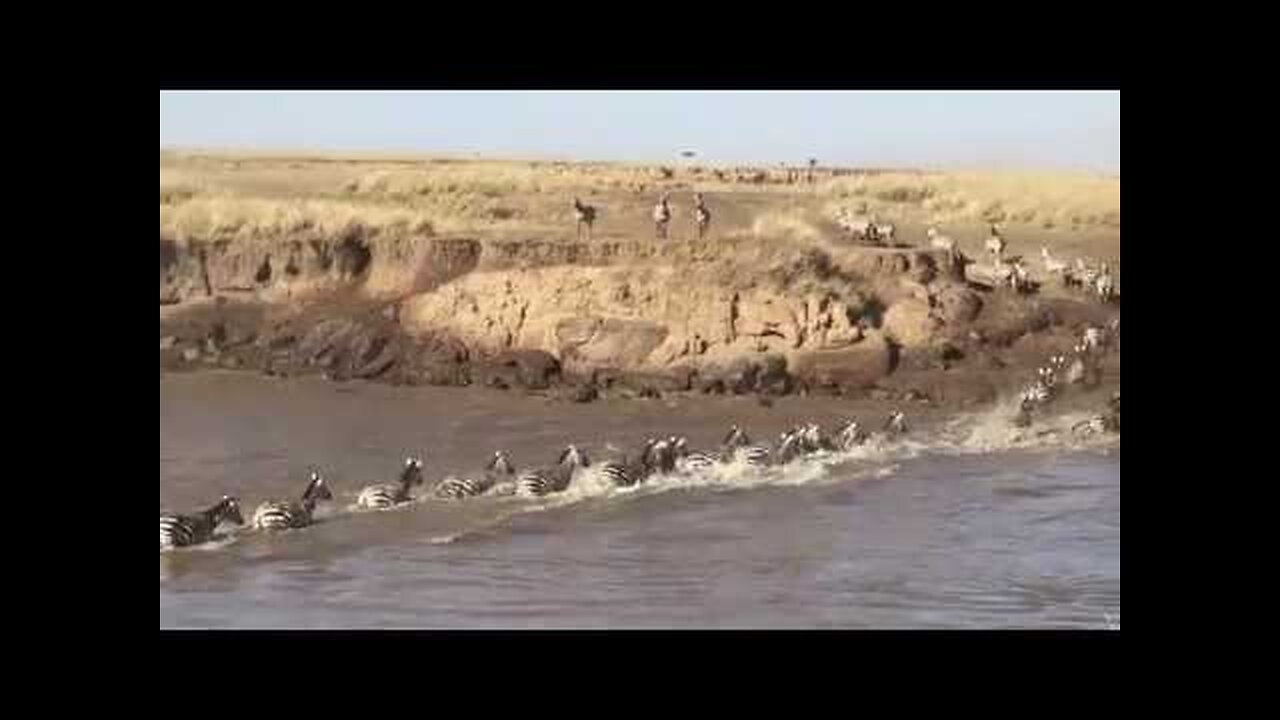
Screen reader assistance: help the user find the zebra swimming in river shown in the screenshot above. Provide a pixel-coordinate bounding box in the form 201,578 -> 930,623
517,444 -> 591,497
252,472 -> 333,530
160,495 -> 244,549
358,457 -> 425,509
435,451 -> 516,500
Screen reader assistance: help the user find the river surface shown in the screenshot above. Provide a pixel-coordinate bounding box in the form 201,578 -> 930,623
160,373 -> 1120,629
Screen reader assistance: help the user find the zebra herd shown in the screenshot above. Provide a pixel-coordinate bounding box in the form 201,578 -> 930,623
159,411 -> 911,550
835,208 -> 897,245
573,192 -> 713,242
1013,317 -> 1121,434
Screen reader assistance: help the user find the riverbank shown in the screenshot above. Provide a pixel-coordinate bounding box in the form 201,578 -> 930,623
160,152 -> 1120,413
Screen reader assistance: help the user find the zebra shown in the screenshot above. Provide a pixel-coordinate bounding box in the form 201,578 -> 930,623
672,436 -> 722,473
1065,356 -> 1088,385
1072,414 -> 1117,436
775,429 -> 807,464
808,423 -> 837,452
644,437 -> 678,475
1022,380 -> 1052,405
985,225 -> 1006,261
252,472 -> 333,531
722,425 -> 751,451
730,443 -> 771,467
1082,326 -> 1105,351
871,220 -> 896,245
1095,263 -> 1116,302
592,438 -> 663,488
517,444 -> 590,497
572,197 -> 596,241
927,227 -> 958,256
598,452 -> 646,487
834,419 -> 869,450
693,193 -> 711,239
836,209 -> 874,240
160,495 -> 245,549
884,410 -> 909,438
1041,246 -> 1069,276
717,424 -> 770,466
435,451 -> 515,500
357,457 -> 425,509
1073,258 -> 1100,290
653,193 -> 672,239
1002,258 -> 1031,293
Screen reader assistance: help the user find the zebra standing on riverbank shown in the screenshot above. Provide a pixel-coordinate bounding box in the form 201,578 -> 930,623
653,193 -> 672,239
160,496 -> 245,549
693,193 -> 711,239
573,197 -> 596,241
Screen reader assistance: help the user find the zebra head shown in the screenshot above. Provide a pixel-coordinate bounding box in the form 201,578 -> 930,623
802,423 -> 822,449
487,451 -> 515,477
217,496 -> 245,526
401,457 -> 426,487
672,436 -> 689,457
723,425 -> 749,448
304,472 -> 334,502
558,444 -> 590,470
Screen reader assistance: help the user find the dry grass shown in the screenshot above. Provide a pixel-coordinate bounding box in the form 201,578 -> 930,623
160,153 -> 1121,245
818,170 -> 1120,229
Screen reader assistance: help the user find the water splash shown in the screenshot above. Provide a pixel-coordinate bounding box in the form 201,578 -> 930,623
165,401 -> 1117,553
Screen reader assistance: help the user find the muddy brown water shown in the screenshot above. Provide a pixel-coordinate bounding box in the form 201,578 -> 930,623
160,372 -> 1120,629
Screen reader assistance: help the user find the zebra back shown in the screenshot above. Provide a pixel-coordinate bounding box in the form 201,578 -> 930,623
599,461 -> 638,487
160,514 -> 207,548
677,451 -> 721,474
357,483 -> 406,509
435,475 -> 488,500
731,444 -> 771,467
252,501 -> 311,530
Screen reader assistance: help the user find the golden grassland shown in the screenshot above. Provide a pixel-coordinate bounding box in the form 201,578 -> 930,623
160,150 -> 1120,246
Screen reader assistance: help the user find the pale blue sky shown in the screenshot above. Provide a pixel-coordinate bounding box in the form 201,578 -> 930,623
159,91 -> 1119,173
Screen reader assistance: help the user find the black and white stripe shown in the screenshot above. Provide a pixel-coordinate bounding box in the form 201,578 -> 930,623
775,430 -> 806,464
517,445 -> 589,497
677,450 -> 721,473
599,459 -> 641,487
253,472 -> 333,531
160,496 -> 244,549
835,420 -> 868,450
722,425 -> 751,451
645,437 -> 678,475
884,411 -> 909,438
358,457 -> 425,509
730,444 -> 771,467
436,451 -> 515,500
